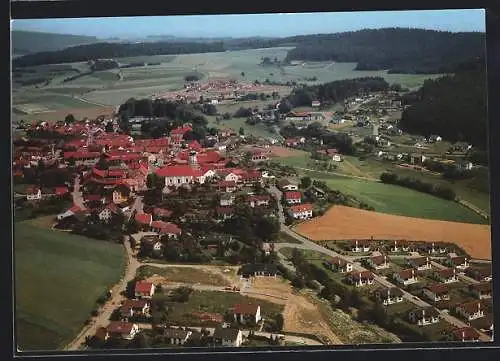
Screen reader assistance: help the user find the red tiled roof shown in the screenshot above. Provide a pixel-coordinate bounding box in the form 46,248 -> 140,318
370,255 -> 389,265
135,213 -> 152,225
156,165 -> 204,177
453,327 -> 480,341
135,282 -> 154,294
106,321 -> 135,334
284,191 -> 301,200
348,271 -> 374,280
438,268 -> 456,278
216,206 -> 234,215
151,221 -> 181,234
233,303 -> 259,315
63,151 -> 101,159
170,125 -> 193,135
55,186 -> 69,195
248,195 -> 271,202
290,203 -> 313,213
219,180 -> 236,187
26,186 -> 40,194
398,269 -> 416,279
426,283 -> 450,294
197,151 -> 223,164
84,194 -> 102,201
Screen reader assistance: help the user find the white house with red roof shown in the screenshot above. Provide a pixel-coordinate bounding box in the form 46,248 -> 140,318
151,221 -> 182,239
394,269 -> 419,286
247,195 -> 271,208
218,180 -> 238,193
288,203 -> 313,219
346,271 -> 375,287
135,281 -> 155,299
156,165 -> 205,188
105,322 -> 139,340
26,186 -> 42,201
284,191 -> 302,205
232,304 -> 261,324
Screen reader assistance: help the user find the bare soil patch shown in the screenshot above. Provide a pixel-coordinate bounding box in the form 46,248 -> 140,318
296,205 -> 491,260
269,146 -> 307,158
247,277 -> 343,345
140,265 -> 237,287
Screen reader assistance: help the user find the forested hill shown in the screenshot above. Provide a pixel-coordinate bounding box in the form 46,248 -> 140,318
284,28 -> 485,74
12,41 -> 225,67
11,30 -> 99,55
399,61 -> 487,149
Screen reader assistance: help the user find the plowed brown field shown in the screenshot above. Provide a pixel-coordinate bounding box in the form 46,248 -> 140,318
296,205 -> 491,260
269,146 -> 305,158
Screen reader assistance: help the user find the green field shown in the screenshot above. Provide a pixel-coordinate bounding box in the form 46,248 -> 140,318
207,116 -> 278,139
300,170 -> 487,224
15,221 -> 126,351
13,47 -> 442,112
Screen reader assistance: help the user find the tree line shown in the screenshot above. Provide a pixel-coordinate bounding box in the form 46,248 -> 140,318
13,41 -> 225,67
399,65 -> 487,149
284,28 -> 485,74
283,77 -> 389,108
380,172 -> 456,201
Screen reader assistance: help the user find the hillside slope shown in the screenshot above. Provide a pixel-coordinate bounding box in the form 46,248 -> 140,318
11,30 -> 100,55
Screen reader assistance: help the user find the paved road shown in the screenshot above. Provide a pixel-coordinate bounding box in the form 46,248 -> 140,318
269,186 -> 285,223
71,176 -> 85,208
65,241 -> 141,350
278,227 -> 491,341
293,166 -> 378,182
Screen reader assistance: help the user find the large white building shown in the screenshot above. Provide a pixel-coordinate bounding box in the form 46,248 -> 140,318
156,165 -> 206,187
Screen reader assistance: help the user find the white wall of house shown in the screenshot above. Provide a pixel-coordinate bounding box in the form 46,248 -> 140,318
286,198 -> 301,205
164,175 -> 206,187
282,184 -> 298,191
291,210 -> 313,219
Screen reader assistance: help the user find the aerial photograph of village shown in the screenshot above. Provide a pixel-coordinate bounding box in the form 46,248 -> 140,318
11,9 -> 493,352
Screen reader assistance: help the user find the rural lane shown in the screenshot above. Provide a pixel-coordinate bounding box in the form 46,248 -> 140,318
71,176 -> 85,209
277,227 -> 491,341
269,185 -> 285,223
293,166 -> 378,182
65,241 -> 141,350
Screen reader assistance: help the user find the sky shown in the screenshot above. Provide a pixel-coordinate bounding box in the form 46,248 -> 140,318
11,9 -> 485,39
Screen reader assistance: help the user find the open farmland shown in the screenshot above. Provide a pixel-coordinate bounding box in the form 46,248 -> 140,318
12,47 -> 442,119
15,221 -> 126,350
207,116 -> 278,139
295,205 -> 491,260
302,171 -> 488,224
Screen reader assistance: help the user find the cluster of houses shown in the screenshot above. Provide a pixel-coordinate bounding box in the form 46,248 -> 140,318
94,279 -> 271,348
322,247 -> 493,342
277,179 -> 314,220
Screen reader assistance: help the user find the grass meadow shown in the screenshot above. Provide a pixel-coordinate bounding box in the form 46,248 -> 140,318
15,221 -> 126,351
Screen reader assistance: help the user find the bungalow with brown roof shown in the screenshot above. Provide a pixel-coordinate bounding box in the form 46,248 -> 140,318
216,206 -> 234,220
452,327 -> 480,342
469,282 -> 492,300
466,267 -> 492,282
105,321 -> 139,340
350,240 -> 371,253
408,307 -> 440,326
248,194 -> 271,208
390,240 -> 410,252
134,281 -> 155,299
447,256 -> 469,271
394,269 -> 418,286
423,284 -> 451,303
278,179 -> 298,191
365,255 -> 390,270
324,257 -> 353,273
455,300 -> 484,321
119,299 -> 150,321
232,303 -> 262,324
408,256 -> 432,271
346,271 -> 375,287
434,268 -> 459,283
374,287 -> 404,306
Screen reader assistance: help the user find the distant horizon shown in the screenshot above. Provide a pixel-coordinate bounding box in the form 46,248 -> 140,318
11,10 -> 485,39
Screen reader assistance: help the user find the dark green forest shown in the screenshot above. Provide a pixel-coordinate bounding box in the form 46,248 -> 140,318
283,77 -> 389,108
284,28 -> 485,74
399,63 -> 487,149
12,41 -> 225,67
13,28 -> 484,75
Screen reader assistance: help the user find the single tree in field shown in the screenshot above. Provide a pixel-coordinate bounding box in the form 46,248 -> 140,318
239,127 -> 245,136
65,113 -> 76,124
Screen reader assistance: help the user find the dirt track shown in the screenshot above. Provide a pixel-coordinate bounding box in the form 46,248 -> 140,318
295,205 -> 492,260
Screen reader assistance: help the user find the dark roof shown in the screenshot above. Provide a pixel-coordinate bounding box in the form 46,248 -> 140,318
376,287 -> 403,298
213,327 -> 241,341
410,307 -> 440,318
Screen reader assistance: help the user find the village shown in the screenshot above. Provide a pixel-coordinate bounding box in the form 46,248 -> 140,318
12,79 -> 493,350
